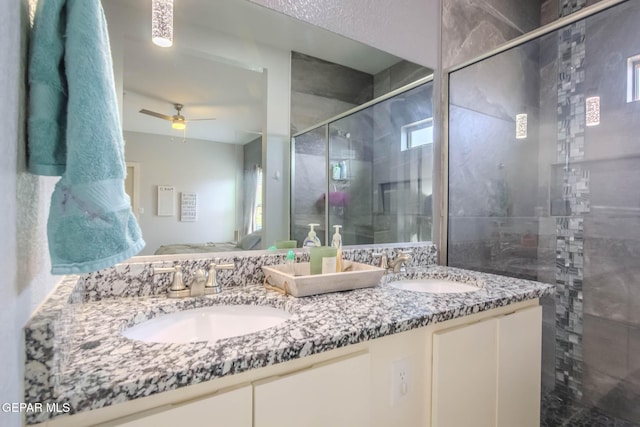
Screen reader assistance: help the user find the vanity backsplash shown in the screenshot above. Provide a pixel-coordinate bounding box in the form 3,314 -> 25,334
76,243 -> 438,302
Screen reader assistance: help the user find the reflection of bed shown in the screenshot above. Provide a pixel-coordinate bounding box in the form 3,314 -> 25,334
154,232 -> 262,255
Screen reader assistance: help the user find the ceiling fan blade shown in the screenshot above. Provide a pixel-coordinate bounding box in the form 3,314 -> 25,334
186,117 -> 217,122
139,109 -> 173,121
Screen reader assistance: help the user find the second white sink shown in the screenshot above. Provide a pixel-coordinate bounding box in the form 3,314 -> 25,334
388,278 -> 480,294
123,305 -> 292,344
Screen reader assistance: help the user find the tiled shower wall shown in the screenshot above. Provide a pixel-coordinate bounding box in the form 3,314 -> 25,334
547,2 -> 640,421
553,13 -> 588,401
446,0 -> 640,423
579,2 -> 640,421
290,52 -> 374,135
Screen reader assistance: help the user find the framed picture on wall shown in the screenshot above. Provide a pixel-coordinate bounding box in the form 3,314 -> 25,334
181,192 -> 197,222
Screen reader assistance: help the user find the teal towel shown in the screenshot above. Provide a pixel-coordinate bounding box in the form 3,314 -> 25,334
28,0 -> 145,274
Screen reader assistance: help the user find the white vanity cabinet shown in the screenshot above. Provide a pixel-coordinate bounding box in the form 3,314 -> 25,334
98,385 -> 252,427
431,305 -> 542,427
40,301 -> 543,427
253,352 -> 371,427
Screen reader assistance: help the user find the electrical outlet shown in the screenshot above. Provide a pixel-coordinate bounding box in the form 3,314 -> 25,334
391,358 -> 411,406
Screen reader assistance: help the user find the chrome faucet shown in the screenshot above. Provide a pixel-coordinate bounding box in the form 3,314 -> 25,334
387,250 -> 413,274
152,264 -> 222,298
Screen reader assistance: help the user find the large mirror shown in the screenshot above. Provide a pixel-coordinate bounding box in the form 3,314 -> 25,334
103,0 -> 432,256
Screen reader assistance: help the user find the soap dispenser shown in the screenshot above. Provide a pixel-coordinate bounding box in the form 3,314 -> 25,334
331,225 -> 342,248
331,225 -> 343,272
303,224 -> 322,248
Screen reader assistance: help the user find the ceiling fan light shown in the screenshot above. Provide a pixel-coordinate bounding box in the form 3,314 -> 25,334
172,120 -> 186,130
152,0 -> 173,48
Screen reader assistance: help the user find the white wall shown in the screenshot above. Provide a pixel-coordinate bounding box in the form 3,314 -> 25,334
102,1 -> 291,249
1,1 -> 60,426
249,0 -> 441,69
124,131 -> 242,255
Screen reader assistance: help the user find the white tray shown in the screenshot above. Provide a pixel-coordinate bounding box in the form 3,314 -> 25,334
262,261 -> 385,297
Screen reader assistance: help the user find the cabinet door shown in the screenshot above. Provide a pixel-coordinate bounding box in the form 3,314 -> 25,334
254,352 -> 370,427
111,385 -> 252,427
432,317 -> 498,427
497,306 -> 542,427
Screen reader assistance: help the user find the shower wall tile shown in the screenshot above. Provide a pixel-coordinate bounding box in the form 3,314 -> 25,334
291,52 -> 372,104
290,52 -> 373,134
583,1 -> 640,161
441,0 -> 541,69
583,256 -> 630,324
448,106 -> 541,218
291,92 -> 358,135
540,0 -> 559,26
542,293 -> 558,394
583,368 -> 640,425
586,159 -> 640,218
583,314 -> 629,379
628,326 -> 640,376
559,0 -> 587,17
584,217 -> 640,249
584,315 -> 640,422
626,272 -> 640,327
373,61 -> 432,98
583,215 -> 640,327
371,83 -> 433,243
537,35 -> 559,217
582,365 -> 622,409
448,41 -> 540,121
448,217 -> 493,243
553,10 -> 590,398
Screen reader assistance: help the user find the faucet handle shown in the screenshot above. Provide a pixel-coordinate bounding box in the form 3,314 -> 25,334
372,252 -> 389,269
211,257 -> 235,270
205,258 -> 236,294
152,264 -> 186,291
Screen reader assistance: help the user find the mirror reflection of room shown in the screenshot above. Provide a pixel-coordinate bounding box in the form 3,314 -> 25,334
103,0 -> 432,256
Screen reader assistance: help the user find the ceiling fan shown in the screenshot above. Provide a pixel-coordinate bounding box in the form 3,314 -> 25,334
139,103 -> 216,130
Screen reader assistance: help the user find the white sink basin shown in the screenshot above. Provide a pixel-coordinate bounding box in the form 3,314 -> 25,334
388,278 -> 480,294
123,305 -> 292,344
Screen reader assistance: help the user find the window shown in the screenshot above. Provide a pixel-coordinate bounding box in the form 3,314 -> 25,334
253,166 -> 263,231
634,60 -> 640,101
401,118 -> 433,151
627,54 -> 640,102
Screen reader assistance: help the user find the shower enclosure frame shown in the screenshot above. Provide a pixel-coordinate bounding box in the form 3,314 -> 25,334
291,74 -> 434,245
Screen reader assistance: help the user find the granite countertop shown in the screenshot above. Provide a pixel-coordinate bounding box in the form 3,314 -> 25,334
25,264 -> 553,424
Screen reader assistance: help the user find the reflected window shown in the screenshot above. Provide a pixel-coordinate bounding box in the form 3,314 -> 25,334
254,166 -> 263,230
627,54 -> 640,102
401,118 -> 433,151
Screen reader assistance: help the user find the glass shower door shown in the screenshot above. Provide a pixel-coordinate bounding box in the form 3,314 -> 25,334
291,79 -> 434,247
328,111 -> 375,245
291,127 -> 327,246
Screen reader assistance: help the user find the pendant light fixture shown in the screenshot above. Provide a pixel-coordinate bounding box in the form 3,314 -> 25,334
585,96 -> 600,126
152,0 -> 173,47
515,113 -> 527,139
